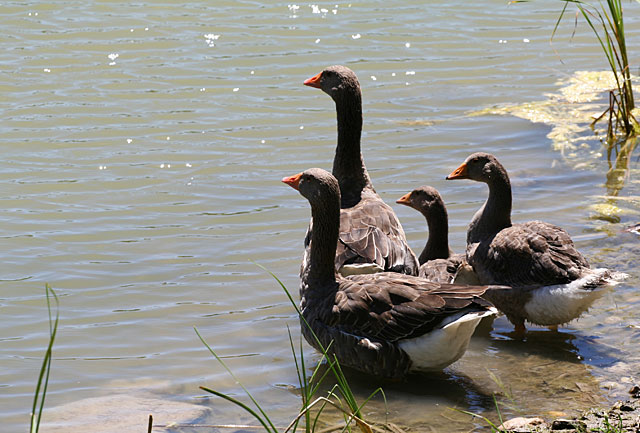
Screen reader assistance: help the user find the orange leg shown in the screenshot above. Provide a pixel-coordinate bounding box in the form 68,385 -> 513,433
514,322 -> 526,335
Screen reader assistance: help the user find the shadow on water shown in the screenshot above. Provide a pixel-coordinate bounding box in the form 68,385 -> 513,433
476,320 -> 617,415
474,314 -> 620,369
489,325 -> 622,369
278,314 -> 621,432
298,362 -> 499,432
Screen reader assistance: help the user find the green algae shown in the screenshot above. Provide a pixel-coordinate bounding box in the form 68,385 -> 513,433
469,71 -> 640,221
470,71 -> 639,170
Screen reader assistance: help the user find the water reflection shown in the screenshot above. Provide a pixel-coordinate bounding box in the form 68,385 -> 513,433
269,315 -> 616,433
295,362 -> 500,432
479,323 -> 611,415
490,325 -> 621,368
606,135 -> 640,196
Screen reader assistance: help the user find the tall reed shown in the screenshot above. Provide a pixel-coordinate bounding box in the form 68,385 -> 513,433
556,0 -> 636,138
517,0 -> 638,138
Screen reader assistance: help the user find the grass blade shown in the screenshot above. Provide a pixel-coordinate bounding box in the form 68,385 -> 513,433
254,263 -> 383,432
451,407 -> 502,432
195,327 -> 277,433
30,284 -> 59,433
199,386 -> 274,432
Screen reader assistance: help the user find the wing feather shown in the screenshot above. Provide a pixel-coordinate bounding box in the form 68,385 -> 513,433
335,189 -> 418,274
469,221 -> 589,287
329,273 -> 493,343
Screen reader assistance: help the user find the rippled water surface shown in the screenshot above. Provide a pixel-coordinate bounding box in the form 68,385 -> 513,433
2,1 -> 640,431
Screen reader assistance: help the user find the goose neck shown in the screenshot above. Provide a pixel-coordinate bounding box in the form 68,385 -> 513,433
419,207 -> 451,263
332,91 -> 371,207
307,197 -> 340,287
468,174 -> 512,244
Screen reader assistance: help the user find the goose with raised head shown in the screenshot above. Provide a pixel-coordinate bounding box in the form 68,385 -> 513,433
446,152 -> 625,332
303,65 -> 418,278
283,168 -> 501,379
396,186 -> 479,284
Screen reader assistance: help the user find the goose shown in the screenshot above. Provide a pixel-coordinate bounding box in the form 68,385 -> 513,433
396,186 -> 479,284
446,152 -> 625,332
283,168 -> 500,378
302,65 -> 418,278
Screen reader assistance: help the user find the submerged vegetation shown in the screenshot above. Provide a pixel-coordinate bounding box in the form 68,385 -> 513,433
27,280 -> 639,433
549,0 -> 640,198
554,0 -> 636,138
513,0 -> 639,201
30,278 -> 394,433
196,329 -> 386,433
470,70 -> 639,202
517,0 -> 638,138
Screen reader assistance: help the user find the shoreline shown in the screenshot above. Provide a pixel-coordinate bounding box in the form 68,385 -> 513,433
498,385 -> 639,432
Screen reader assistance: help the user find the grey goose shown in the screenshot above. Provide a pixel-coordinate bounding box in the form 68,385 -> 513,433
302,65 -> 419,279
283,168 -> 501,379
446,152 -> 625,332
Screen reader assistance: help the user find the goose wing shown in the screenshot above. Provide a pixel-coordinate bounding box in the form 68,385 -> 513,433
469,221 -> 589,287
336,190 -> 418,275
331,273 -> 493,342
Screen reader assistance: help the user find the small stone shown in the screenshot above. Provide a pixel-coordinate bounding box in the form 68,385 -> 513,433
629,384 -> 640,396
618,403 -> 635,412
499,416 -> 548,432
584,408 -> 605,418
552,419 -> 585,430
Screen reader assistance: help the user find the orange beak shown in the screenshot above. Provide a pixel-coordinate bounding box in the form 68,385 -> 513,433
446,162 -> 469,180
303,71 -> 323,88
396,192 -> 412,206
282,172 -> 303,190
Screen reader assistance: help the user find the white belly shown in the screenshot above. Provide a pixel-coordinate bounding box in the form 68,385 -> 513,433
524,268 -> 622,326
398,308 -> 496,372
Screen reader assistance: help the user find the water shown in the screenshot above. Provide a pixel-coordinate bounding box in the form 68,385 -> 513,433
2,1 -> 639,431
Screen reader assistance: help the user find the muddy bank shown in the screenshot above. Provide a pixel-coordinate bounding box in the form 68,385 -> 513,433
498,385 -> 640,432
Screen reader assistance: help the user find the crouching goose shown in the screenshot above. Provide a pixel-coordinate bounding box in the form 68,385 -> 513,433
283,168 -> 501,379
303,65 -> 418,277
446,152 -> 626,332
396,186 -> 479,284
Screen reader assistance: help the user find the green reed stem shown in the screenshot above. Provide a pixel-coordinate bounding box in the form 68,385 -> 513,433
30,284 -> 59,433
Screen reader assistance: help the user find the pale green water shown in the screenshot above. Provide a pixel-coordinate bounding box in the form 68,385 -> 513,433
2,1 -> 640,432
